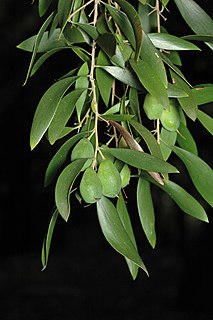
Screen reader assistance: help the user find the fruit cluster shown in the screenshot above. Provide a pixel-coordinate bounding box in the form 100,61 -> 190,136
143,93 -> 180,132
71,138 -> 131,204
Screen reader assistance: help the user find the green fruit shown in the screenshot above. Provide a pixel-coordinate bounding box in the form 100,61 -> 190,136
71,138 -> 94,171
98,159 -> 121,198
143,93 -> 164,120
71,138 -> 94,160
160,99 -> 180,132
80,168 -> 103,203
120,164 -> 131,188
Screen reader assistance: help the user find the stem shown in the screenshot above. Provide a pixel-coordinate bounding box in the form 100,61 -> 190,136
90,0 -> 99,168
156,0 -> 161,143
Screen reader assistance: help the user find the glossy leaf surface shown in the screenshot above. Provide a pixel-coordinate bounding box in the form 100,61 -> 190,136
30,76 -> 78,149
41,208 -> 59,270
97,196 -> 148,274
137,178 -> 156,248
144,175 -> 208,222
148,33 -> 200,51
173,146 -> 213,207
116,194 -> 139,279
197,110 -> 213,135
55,159 -> 87,221
108,148 -> 178,173
44,132 -> 86,187
177,122 -> 198,155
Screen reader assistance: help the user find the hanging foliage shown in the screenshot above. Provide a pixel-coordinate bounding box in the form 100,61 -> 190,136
18,0 -> 213,279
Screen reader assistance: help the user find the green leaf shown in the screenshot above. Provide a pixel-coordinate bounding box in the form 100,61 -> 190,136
192,85 -> 213,105
177,122 -> 198,155
75,63 -> 89,122
130,58 -> 169,108
129,119 -> 163,159
44,132 -> 87,187
17,29 -> 67,53
197,110 -> 213,135
58,0 -> 72,30
115,0 -> 142,60
108,148 -> 179,173
143,174 -> 208,222
55,159 -> 87,221
173,146 -> 213,207
174,0 -> 213,50
102,114 -> 134,122
182,35 -> 213,43
39,0 -> 53,17
31,47 -> 70,76
129,88 -> 141,123
41,208 -> 59,270
99,66 -> 142,90
96,50 -> 113,106
160,128 -> 177,161
105,4 -> 135,50
170,70 -> 197,121
97,33 -> 116,57
48,89 -> 86,144
137,178 -> 156,248
76,22 -> 99,40
140,32 -> 168,89
30,76 -> 78,150
167,83 -> 189,98
148,33 -> 200,51
23,12 -> 54,84
97,196 -> 148,275
116,194 -> 139,279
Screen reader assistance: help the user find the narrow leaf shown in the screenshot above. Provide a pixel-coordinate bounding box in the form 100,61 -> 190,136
107,148 -> 179,173
48,89 -> 86,144
44,132 -> 86,186
17,29 -> 67,53
177,122 -> 198,155
130,58 -> 169,108
96,50 -> 113,106
30,76 -> 78,150
193,85 -> 213,105
115,0 -> 142,60
148,33 -> 200,51
117,194 -> 139,279
23,12 -> 54,84
174,0 -> 213,50
39,0 -> 53,17
99,66 -> 142,90
160,128 -> 177,161
137,178 -> 156,248
41,208 -> 59,270
173,146 -> 213,207
97,196 -> 148,274
197,110 -> 213,135
129,119 -> 163,159
143,174 -> 208,222
55,159 -> 87,221
58,0 -> 72,30
140,32 -> 168,89
170,70 -> 197,121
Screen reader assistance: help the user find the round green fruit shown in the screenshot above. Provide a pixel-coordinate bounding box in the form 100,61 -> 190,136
160,99 -> 180,132
98,159 -> 121,198
143,93 -> 164,120
80,168 -> 103,204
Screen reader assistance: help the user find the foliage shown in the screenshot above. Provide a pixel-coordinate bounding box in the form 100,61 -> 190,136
18,0 -> 213,279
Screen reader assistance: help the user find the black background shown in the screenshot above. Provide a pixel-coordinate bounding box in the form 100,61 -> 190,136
0,1 -> 212,319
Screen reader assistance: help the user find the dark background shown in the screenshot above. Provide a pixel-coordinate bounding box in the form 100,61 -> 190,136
0,1 -> 212,319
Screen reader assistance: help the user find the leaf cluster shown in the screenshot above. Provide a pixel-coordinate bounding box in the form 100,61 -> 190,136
18,0 -> 213,279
